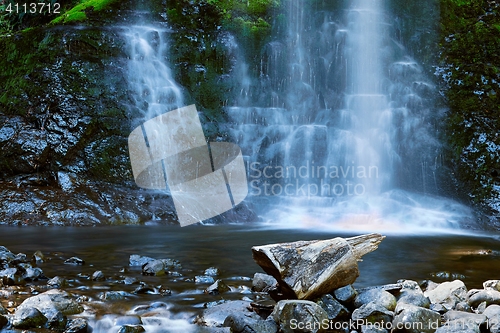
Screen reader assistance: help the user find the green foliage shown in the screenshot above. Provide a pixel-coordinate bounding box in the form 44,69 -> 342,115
440,0 -> 500,207
50,0 -> 118,25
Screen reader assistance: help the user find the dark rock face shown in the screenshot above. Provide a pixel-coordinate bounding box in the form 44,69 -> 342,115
0,0 -> 255,226
0,23 -> 181,226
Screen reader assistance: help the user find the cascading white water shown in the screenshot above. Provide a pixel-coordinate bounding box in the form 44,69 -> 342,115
123,25 -> 184,123
227,0 -> 474,233
345,0 -> 390,195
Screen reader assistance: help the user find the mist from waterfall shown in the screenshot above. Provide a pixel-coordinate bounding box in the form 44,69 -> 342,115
227,0 -> 474,233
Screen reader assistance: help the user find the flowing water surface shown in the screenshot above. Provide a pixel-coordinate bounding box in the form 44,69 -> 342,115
1,224 -> 500,332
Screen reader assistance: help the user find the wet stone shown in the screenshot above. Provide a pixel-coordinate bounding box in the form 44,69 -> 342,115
204,267 -> 220,277
196,300 -> 252,327
467,289 -> 500,307
47,276 -> 68,288
351,302 -> 393,325
122,277 -> 138,285
316,293 -> 350,320
354,289 -> 397,311
161,258 -> 181,270
484,280 -> 500,291
64,257 -> 85,265
117,325 -> 146,333
46,310 -> 68,329
223,312 -> 278,333
64,318 -> 89,333
476,301 -> 488,314
430,303 -> 447,314
443,310 -> 486,329
133,283 -> 156,294
483,304 -> 500,332
129,255 -> 154,267
456,301 -> 472,312
77,273 -> 90,279
142,259 -> 165,276
158,285 -> 172,296
91,270 -> 105,281
0,267 -> 24,285
205,279 -> 230,295
18,263 -> 44,281
12,306 -> 48,329
13,253 -> 28,264
250,300 -> 275,318
271,300 -> 328,333
392,304 -> 440,333
18,289 -> 84,318
33,250 -> 45,263
424,280 -> 467,309
334,284 -> 357,303
0,246 -> 15,264
99,291 -> 130,301
252,273 -> 277,293
195,275 -> 216,284
205,300 -> 228,309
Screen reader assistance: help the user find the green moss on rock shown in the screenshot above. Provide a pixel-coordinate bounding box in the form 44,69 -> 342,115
439,0 -> 500,211
50,0 -> 119,25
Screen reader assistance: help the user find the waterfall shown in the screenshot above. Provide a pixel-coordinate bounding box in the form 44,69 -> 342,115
123,25 -> 184,124
227,0 -> 474,233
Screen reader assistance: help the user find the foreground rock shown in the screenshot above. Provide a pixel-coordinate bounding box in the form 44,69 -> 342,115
18,289 -> 83,315
0,246 -> 45,286
252,233 -> 385,300
272,300 -> 328,333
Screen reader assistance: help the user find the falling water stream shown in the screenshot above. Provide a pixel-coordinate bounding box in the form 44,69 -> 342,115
227,0 -> 475,233
122,24 -> 184,125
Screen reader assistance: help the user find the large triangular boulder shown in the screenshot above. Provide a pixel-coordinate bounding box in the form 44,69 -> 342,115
252,233 -> 384,300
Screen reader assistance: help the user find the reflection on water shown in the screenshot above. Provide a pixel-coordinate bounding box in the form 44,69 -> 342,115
1,224 -> 500,331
